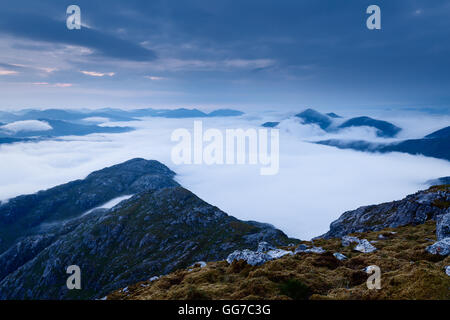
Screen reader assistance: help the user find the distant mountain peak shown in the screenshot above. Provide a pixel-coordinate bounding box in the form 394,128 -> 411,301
425,126 -> 450,139
207,109 -> 244,117
295,108 -> 332,130
338,116 -> 401,137
326,112 -> 342,118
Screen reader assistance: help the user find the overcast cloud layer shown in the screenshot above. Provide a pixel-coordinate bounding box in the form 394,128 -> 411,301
0,0 -> 449,111
1,113 -> 449,239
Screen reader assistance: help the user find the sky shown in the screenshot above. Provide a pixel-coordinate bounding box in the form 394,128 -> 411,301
0,0 -> 449,112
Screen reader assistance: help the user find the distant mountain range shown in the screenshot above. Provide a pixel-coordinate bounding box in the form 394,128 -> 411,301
261,108 -> 449,162
0,159 -> 293,299
0,108 -> 244,145
317,126 -> 450,161
0,119 -> 133,139
294,108 -> 401,137
0,108 -> 244,123
262,108 -> 403,138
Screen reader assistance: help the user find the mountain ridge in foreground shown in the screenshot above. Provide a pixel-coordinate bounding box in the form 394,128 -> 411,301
0,159 -> 293,300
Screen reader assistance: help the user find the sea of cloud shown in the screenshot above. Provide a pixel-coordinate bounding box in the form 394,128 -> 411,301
0,120 -> 52,133
0,112 -> 449,239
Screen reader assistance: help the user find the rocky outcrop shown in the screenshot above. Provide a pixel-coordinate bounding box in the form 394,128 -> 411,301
0,159 -> 293,300
436,210 -> 450,241
226,242 -> 294,266
354,239 -> 377,253
425,238 -> 450,256
226,250 -> 273,266
320,186 -> 449,239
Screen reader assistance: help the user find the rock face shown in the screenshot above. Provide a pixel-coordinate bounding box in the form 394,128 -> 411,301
226,242 -> 293,266
320,186 -> 449,239
436,210 -> 450,241
226,249 -> 272,266
425,238 -> 450,256
354,240 -> 377,253
0,159 -> 293,300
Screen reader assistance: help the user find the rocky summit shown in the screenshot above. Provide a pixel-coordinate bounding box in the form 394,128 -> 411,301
320,185 -> 449,239
0,159 -> 293,300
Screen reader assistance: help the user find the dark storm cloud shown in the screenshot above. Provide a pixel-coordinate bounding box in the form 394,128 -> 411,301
0,10 -> 156,61
0,0 -> 449,110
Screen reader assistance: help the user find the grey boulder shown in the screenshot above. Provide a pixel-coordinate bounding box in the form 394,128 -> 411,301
354,239 -> 377,253
333,252 -> 348,261
426,238 -> 450,256
226,249 -> 272,266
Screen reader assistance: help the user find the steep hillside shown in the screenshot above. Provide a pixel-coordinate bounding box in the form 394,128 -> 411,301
0,159 -> 294,300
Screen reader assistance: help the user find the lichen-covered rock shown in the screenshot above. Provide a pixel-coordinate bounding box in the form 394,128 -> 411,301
226,246 -> 293,266
226,249 -> 272,266
425,237 -> 450,256
436,210 -> 450,241
333,252 -> 347,261
266,249 -> 293,259
354,239 -> 377,253
293,244 -> 325,254
341,236 -> 360,247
